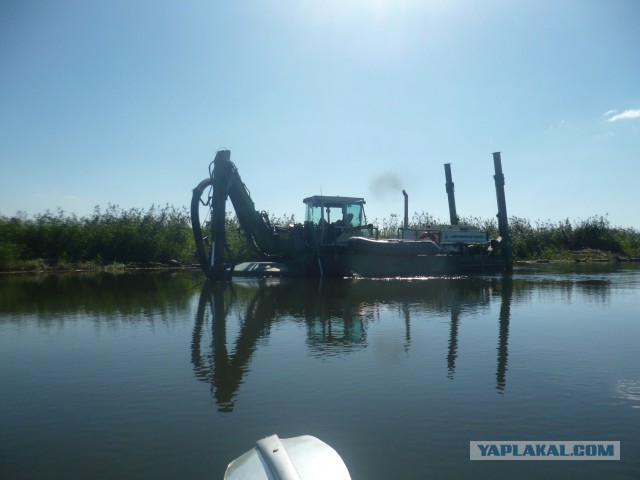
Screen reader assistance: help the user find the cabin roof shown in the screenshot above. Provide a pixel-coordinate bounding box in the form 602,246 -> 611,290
303,195 -> 366,206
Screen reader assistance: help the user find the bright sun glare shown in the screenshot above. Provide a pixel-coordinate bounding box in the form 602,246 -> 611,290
291,0 -> 445,58
314,0 -> 423,24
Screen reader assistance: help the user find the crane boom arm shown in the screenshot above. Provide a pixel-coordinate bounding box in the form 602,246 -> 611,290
195,149 -> 280,280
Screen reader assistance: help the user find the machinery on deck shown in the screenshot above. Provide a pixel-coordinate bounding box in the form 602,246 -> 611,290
191,149 -> 512,281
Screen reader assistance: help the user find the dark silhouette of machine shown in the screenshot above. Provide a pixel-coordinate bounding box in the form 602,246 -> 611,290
191,149 -> 512,281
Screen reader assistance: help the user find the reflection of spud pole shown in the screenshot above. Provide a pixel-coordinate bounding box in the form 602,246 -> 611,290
492,152 -> 512,268
496,275 -> 513,393
402,302 -> 411,352
447,304 -> 460,379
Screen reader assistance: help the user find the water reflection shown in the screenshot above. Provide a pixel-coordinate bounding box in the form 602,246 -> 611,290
444,276 -> 513,391
615,379 -> 640,409
191,283 -> 272,412
2,266 -> 637,480
0,268 -> 623,413
0,272 -> 195,319
446,303 -> 460,380
191,275 -> 516,411
496,276 -> 513,393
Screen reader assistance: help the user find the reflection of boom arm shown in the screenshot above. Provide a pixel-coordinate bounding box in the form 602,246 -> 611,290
192,149 -> 279,280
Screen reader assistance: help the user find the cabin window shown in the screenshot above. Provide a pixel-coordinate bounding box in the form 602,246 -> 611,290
304,199 -> 365,227
344,203 -> 364,227
306,203 -> 323,224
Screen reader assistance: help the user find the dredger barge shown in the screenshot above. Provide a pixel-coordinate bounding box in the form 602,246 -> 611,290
191,150 -> 512,281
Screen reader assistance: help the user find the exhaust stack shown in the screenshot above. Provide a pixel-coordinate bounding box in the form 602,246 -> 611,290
402,190 -> 409,229
444,163 -> 459,225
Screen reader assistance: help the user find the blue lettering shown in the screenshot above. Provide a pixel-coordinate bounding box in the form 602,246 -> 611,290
478,444 -> 490,456
488,445 -> 500,456
586,445 -> 597,456
535,444 -> 546,456
547,445 -> 560,456
500,445 -> 512,456
574,445 -> 584,456
523,445 -> 536,456
598,444 -> 614,457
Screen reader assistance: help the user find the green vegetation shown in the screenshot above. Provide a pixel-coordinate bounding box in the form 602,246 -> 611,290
372,212 -> 640,260
504,215 -> 640,260
0,205 -> 195,272
1,207 -> 639,272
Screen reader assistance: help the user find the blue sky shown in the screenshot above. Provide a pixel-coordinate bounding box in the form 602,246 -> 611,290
1,0 -> 639,228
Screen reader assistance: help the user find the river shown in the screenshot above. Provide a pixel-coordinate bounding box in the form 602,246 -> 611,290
1,264 -> 639,479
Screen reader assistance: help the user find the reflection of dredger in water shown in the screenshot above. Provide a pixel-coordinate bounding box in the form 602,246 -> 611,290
191,282 -> 270,412
191,279 -> 370,412
202,276 -> 513,480
191,275 -> 513,413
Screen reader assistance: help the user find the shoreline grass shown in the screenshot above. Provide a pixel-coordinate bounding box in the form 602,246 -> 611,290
370,211 -> 640,261
1,207 -> 639,273
0,204 -> 195,272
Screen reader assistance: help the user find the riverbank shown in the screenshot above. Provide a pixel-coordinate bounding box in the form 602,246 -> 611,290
3,251 -> 639,275
517,248 -> 640,264
0,259 -> 200,275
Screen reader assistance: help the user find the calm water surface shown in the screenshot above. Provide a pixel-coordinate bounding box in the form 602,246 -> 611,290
1,265 -> 639,479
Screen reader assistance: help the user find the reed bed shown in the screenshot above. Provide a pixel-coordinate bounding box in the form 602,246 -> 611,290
1,207 -> 638,272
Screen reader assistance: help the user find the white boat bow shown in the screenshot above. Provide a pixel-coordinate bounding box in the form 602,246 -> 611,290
224,434 -> 351,480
